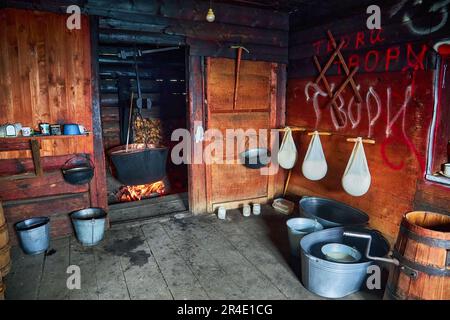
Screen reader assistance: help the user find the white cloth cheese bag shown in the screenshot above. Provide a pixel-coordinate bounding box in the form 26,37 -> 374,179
302,131 -> 327,181
342,138 -> 371,196
278,127 -> 297,170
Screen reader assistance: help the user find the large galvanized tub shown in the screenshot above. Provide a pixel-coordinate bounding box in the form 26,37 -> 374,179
299,197 -> 369,228
300,226 -> 389,298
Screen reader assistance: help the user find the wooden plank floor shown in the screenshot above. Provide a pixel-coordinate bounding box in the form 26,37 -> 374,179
4,206 -> 383,300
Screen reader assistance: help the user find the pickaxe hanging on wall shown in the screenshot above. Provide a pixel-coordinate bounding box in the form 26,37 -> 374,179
230,45 -> 250,109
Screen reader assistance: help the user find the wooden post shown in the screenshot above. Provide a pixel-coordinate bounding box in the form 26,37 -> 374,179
89,16 -> 108,211
187,56 -> 207,214
30,140 -> 43,177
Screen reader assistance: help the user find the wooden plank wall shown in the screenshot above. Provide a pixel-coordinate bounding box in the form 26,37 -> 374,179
3,0 -> 289,213
0,9 -> 93,159
0,9 -> 100,242
4,0 -> 289,63
286,1 -> 450,243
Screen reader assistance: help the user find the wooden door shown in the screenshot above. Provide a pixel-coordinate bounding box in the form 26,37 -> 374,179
204,58 -> 278,212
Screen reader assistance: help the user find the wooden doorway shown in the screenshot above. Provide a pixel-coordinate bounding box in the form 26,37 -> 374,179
203,57 -> 280,212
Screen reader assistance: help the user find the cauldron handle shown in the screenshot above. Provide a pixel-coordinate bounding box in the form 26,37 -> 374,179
343,231 -> 400,266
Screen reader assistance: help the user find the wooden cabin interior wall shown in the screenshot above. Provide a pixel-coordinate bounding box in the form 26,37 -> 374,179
1,0 -> 289,238
6,1 -> 448,244
286,3 -> 450,242
0,9 -> 99,241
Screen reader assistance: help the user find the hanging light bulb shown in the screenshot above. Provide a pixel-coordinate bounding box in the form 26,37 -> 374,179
206,8 -> 215,22
206,0 -> 215,22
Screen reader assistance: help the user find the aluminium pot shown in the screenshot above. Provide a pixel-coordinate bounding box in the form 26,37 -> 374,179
300,226 -> 389,298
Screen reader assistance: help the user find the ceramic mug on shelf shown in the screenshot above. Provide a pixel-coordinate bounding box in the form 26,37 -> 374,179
21,127 -> 32,137
39,123 -> 50,135
78,125 -> 86,134
444,163 -> 450,177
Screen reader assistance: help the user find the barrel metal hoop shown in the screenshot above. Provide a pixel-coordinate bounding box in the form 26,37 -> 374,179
399,225 -> 450,249
393,251 -> 450,277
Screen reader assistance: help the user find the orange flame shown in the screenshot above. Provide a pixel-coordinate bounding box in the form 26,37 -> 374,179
118,181 -> 165,202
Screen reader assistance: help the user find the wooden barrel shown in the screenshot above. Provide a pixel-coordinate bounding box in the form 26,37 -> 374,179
0,201 -> 5,226
0,201 -> 10,277
0,245 -> 11,277
385,211 -> 450,300
0,224 -> 9,249
0,274 -> 4,300
0,282 -> 4,300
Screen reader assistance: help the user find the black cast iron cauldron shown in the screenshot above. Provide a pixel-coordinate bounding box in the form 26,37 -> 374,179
62,155 -> 95,185
108,144 -> 168,186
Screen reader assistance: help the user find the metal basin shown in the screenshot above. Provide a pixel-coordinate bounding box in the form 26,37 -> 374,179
300,227 -> 389,298
299,197 -> 369,228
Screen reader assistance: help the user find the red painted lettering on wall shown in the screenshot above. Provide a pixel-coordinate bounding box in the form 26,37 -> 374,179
355,31 -> 365,49
385,46 -> 400,71
313,39 -> 324,55
364,50 -> 379,72
403,43 -> 428,71
348,54 -> 360,70
369,29 -> 385,45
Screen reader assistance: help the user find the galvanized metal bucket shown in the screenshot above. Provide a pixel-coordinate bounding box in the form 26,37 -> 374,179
70,208 -> 107,247
15,217 -> 50,255
286,218 -> 323,256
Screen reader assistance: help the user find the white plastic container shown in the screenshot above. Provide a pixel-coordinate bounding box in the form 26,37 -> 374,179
217,207 -> 226,220
243,205 -> 251,217
252,204 -> 261,215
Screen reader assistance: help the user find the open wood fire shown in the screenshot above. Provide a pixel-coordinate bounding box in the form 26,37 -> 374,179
117,181 -> 165,202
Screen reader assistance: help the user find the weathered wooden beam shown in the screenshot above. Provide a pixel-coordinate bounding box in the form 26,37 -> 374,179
0,154 -> 86,176
89,15 -> 108,211
29,139 -> 43,177
0,140 -> 31,152
187,56 -> 207,214
0,170 -> 89,201
160,0 -> 288,31
188,39 -> 288,64
5,0 -> 289,31
2,192 -> 90,222
99,29 -> 186,46
99,66 -> 185,79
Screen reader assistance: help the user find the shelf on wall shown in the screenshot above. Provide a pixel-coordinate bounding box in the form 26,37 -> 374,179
0,134 -> 90,179
0,134 -> 89,142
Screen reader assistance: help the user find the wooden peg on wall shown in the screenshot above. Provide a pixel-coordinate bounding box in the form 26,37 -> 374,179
277,127 -> 306,132
346,137 -> 376,144
307,131 -> 332,136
